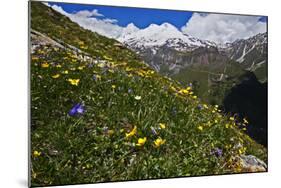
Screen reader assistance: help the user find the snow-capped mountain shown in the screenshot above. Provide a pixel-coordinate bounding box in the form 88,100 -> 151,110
224,33 -> 267,63
221,32 -> 267,77
117,22 -> 216,52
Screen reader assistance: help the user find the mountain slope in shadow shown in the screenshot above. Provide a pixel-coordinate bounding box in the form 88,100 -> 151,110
223,71 -> 268,146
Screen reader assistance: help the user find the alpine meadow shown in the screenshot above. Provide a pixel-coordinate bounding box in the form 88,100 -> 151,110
30,2 -> 268,187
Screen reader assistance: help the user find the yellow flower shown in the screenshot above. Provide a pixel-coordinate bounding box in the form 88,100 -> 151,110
154,137 -> 166,147
179,89 -> 189,95
238,147 -> 247,155
56,64 -> 62,68
41,62 -> 49,68
186,86 -> 191,91
32,56 -> 39,61
33,150 -> 41,157
203,104 -> 208,109
193,95 -> 197,99
225,123 -> 230,129
68,78 -> 80,86
112,85 -> 116,89
62,70 -> 69,74
136,137 -> 147,146
51,74 -> 60,79
78,66 -> 84,70
125,126 -> 137,138
108,130 -> 114,135
197,126 -> 203,131
230,117 -> 235,121
214,119 -> 218,123
159,123 -> 166,129
134,96 -> 141,100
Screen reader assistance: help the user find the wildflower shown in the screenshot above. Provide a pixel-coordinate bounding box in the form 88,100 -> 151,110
193,95 -> 197,99
179,89 -> 189,95
93,74 -> 101,81
203,104 -> 208,109
62,70 -> 69,74
112,85 -> 116,89
230,117 -> 235,121
154,137 -> 166,147
197,104 -> 203,110
225,124 -> 230,129
238,147 -> 247,155
41,62 -> 49,68
212,148 -> 223,157
134,96 -> 141,100
214,119 -> 218,123
159,123 -> 166,129
56,64 -> 62,68
243,118 -> 249,124
150,127 -> 158,135
78,66 -> 84,70
69,103 -> 85,116
136,137 -> 147,146
51,74 -> 60,79
108,129 -> 114,135
68,79 -> 80,86
197,126 -> 203,131
32,56 -> 39,61
125,126 -> 137,138
33,150 -> 41,157
128,88 -> 133,94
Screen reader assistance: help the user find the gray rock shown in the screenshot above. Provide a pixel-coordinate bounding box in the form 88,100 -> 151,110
238,154 -> 267,172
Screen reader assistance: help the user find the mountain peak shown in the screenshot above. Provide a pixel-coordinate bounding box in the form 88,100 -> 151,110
126,23 -> 139,30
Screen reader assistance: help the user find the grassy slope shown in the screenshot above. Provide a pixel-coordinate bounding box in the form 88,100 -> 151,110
172,60 -> 246,105
30,2 -> 267,186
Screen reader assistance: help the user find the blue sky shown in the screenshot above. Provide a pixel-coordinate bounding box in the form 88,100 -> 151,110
48,2 -> 193,29
47,2 -> 267,43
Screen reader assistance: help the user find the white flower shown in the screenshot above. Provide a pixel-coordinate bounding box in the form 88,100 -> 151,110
134,96 -> 141,100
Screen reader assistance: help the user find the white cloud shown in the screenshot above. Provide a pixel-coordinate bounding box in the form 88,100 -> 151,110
48,4 -> 70,17
73,9 -> 103,18
46,3 -> 123,39
181,13 -> 267,44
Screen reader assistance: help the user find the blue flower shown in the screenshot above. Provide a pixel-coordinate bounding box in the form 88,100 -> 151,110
128,88 -> 133,94
212,148 -> 223,157
197,104 -> 203,110
69,103 -> 85,116
150,127 -> 158,136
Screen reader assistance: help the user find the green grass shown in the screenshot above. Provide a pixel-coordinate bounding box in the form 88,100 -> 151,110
30,2 -> 267,187
172,61 -> 246,105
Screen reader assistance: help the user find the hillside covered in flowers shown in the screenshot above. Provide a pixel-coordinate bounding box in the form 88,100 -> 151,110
30,2 -> 267,187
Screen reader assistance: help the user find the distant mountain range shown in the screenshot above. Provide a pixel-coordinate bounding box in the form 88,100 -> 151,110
116,22 -> 267,83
